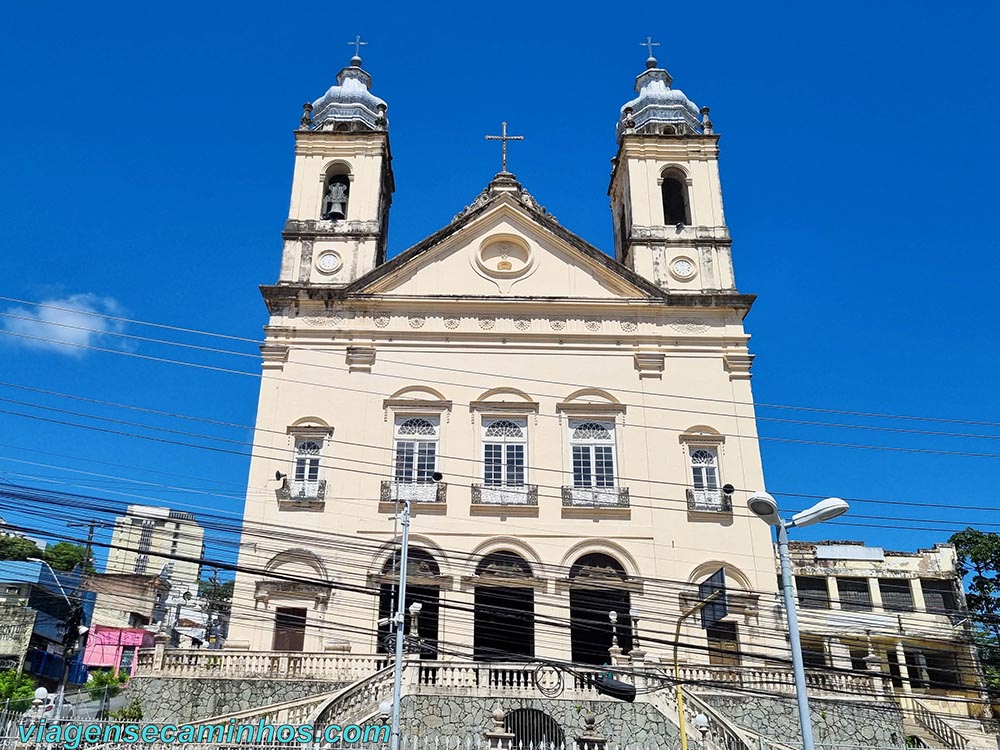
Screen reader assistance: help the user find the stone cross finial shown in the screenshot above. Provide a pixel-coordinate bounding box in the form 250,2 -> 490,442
484,121 -> 524,173
347,35 -> 368,61
640,35 -> 661,63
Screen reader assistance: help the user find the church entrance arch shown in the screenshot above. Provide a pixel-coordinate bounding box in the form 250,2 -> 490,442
377,547 -> 440,659
473,551 -> 535,661
568,553 -> 633,665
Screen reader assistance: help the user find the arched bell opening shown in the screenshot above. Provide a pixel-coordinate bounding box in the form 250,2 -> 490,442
568,552 -> 634,665
473,551 -> 534,661
321,166 -> 351,221
660,169 -> 690,226
377,547 -> 440,659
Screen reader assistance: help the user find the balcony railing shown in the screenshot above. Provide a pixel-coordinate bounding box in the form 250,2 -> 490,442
686,487 -> 732,512
380,480 -> 447,504
276,479 -> 326,503
471,484 -> 538,506
561,485 -> 630,507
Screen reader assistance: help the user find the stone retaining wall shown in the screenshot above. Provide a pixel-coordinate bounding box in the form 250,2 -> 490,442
127,677 -> 347,723
700,693 -> 906,748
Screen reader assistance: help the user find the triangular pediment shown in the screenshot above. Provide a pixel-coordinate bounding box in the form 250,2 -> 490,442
347,190 -> 663,300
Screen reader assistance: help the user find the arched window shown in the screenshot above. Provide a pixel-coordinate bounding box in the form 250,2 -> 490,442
505,709 -> 565,749
292,440 -> 321,497
321,169 -> 350,221
568,552 -> 633,664
394,417 -> 439,483
690,448 -> 719,491
378,548 -> 440,660
661,174 -> 690,226
569,421 -> 616,488
474,551 -> 534,661
483,419 -> 526,487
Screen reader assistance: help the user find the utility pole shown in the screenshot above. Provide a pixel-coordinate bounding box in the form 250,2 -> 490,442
388,498 -> 412,750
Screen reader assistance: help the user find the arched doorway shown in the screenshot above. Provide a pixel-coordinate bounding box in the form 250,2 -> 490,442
473,551 -> 535,661
569,553 -> 634,665
377,547 -> 440,659
505,708 -> 565,749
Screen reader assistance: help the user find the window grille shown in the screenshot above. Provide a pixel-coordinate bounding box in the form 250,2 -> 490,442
837,578 -> 873,612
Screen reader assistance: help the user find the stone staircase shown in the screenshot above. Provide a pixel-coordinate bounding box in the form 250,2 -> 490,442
898,696 -> 998,750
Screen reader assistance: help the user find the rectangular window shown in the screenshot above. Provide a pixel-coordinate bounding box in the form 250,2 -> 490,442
292,438 -> 322,497
394,418 -> 439,483
569,420 -> 616,489
921,579 -> 958,615
482,419 -> 526,487
796,576 -> 830,609
923,648 -> 961,690
706,621 -> 740,667
879,579 -> 914,612
837,578 -> 873,612
272,607 -> 307,652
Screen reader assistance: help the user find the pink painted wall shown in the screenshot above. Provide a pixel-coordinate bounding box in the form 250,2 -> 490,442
82,626 -> 154,676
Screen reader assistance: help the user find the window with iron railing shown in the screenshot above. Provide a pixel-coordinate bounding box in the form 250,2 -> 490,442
878,578 -> 915,612
569,421 -> 616,489
483,419 -> 526,487
394,417 -> 439,483
795,576 -> 831,609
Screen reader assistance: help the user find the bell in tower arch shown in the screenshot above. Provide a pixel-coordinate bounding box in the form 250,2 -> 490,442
321,176 -> 350,221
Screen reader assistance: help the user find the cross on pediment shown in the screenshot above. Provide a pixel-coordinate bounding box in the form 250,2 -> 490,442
640,35 -> 661,60
484,121 -> 524,174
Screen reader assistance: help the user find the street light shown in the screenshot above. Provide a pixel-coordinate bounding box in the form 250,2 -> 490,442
27,558 -> 85,720
748,492 -> 849,750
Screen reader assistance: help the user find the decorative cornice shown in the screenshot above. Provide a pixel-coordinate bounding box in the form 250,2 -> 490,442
260,344 -> 289,371
555,402 -> 627,416
634,351 -> 665,379
346,346 -> 376,373
468,400 -> 539,414
723,351 -> 754,380
381,398 -> 452,413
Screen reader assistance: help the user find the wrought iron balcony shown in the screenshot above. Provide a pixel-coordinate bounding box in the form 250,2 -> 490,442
380,480 -> 447,504
276,479 -> 327,502
471,484 -> 539,506
686,487 -> 732,512
561,485 -> 630,507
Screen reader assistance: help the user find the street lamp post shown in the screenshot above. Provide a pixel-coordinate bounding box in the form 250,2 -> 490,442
747,493 -> 849,750
27,558 -> 86,721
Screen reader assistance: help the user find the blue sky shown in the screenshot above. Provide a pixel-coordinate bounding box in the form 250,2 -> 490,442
0,1 -> 997,573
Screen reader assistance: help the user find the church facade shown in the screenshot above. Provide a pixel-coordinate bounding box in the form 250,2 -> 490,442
228,46 -> 775,668
199,46 -> 994,749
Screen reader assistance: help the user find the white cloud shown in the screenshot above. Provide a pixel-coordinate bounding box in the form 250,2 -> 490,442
1,294 -> 127,357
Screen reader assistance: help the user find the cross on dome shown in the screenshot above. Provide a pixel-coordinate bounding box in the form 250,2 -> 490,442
347,34 -> 368,65
640,35 -> 661,68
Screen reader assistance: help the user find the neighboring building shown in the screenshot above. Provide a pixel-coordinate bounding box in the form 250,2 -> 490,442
84,572 -> 170,629
105,505 -> 204,585
127,48 -> 997,749
82,625 -> 154,677
786,542 -> 989,728
0,560 -> 91,687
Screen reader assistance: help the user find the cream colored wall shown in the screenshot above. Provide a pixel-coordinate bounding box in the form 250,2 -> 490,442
106,517 -> 203,585
228,293 -> 778,663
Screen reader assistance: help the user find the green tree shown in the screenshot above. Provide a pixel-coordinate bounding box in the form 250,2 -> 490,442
949,528 -> 1000,694
0,535 -> 43,562
0,669 -> 36,713
108,697 -> 142,721
85,669 -> 129,702
198,576 -> 234,616
42,541 -> 95,574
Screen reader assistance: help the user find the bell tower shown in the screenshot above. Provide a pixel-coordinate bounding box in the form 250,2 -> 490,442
609,45 -> 735,293
278,44 -> 394,286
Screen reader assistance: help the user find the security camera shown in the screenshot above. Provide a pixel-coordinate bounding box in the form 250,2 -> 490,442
721,484 -> 735,497
377,617 -> 392,628
431,472 -> 443,482
748,491 -> 782,527
675,222 -> 685,232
